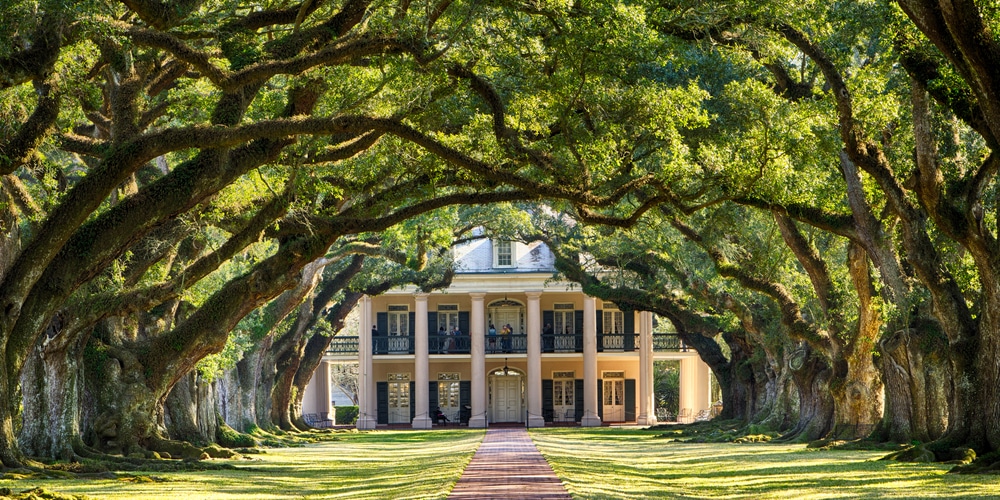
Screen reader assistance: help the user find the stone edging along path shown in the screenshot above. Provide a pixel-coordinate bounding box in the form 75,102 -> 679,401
448,427 -> 572,500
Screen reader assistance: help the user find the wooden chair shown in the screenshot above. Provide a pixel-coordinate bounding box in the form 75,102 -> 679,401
656,408 -> 674,422
678,408 -> 692,423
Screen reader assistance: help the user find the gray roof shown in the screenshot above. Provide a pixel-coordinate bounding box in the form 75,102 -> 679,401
452,239 -> 556,273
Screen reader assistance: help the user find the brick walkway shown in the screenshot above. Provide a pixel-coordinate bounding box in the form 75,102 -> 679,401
449,427 -> 572,500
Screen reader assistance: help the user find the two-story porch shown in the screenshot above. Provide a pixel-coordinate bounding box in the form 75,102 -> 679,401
303,281 -> 714,428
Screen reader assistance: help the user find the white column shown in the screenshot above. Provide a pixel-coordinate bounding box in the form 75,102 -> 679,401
469,293 -> 488,428
679,356 -> 711,423
315,361 -> 333,420
526,291 -> 545,428
357,296 -> 376,429
413,293 -> 432,429
582,295 -> 602,426
637,311 -> 654,425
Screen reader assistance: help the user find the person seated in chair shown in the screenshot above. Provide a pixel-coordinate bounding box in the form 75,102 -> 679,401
433,407 -> 450,425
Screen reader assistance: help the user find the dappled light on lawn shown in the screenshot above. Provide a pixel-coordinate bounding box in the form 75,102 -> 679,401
530,428 -> 1000,499
0,430 -> 484,499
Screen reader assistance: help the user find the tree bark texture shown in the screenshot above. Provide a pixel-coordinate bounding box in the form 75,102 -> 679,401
164,371 -> 218,446
827,242 -> 884,440
18,317 -> 87,461
782,345 -> 834,442
876,326 -> 950,443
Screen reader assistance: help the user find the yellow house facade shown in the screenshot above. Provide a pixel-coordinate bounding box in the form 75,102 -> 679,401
305,238 -> 713,428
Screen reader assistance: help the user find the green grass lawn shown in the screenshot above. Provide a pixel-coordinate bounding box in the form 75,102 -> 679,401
530,427 -> 1000,499
0,429 -> 484,499
6,427 -> 1000,499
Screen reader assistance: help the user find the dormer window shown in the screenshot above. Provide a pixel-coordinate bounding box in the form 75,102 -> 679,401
494,240 -> 515,268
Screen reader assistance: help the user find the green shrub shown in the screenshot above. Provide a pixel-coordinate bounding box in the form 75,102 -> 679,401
336,405 -> 359,425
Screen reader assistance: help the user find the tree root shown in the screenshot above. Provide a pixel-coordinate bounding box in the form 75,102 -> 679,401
0,486 -> 89,499
148,436 -> 242,460
949,451 -> 1000,474
216,414 -> 257,448
880,444 -> 976,466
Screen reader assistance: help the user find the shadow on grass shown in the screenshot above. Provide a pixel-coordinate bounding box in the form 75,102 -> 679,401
0,429 -> 486,499
529,428 -> 1000,499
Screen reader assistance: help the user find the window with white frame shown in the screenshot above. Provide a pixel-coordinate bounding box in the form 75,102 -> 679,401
438,372 -> 461,420
553,371 -> 575,412
553,303 -> 575,335
603,306 -> 624,334
602,371 -> 625,412
388,373 -> 411,424
494,240 -> 514,268
437,304 -> 459,332
388,305 -> 409,336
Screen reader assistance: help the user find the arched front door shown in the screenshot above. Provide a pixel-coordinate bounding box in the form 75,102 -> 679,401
489,367 -> 524,423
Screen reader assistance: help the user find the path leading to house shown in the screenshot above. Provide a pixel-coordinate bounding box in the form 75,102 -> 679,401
448,427 -> 572,499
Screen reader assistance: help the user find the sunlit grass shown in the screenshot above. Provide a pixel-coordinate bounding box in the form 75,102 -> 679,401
0,429 -> 485,499
530,427 -> 1000,499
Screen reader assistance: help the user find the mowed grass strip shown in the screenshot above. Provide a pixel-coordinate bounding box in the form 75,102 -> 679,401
0,429 -> 485,499
529,427 -> 1000,499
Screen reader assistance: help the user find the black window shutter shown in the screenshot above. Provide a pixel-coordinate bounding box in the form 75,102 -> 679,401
459,381 -> 471,424
574,310 -> 584,351
542,379 -> 554,422
377,382 -> 388,425
597,379 -> 603,420
458,311 -> 470,334
408,312 -> 416,354
542,311 -> 554,353
624,313 -> 636,351
625,379 -> 636,422
574,379 -> 584,422
596,311 -> 604,353
409,381 -> 415,422
624,311 -> 635,333
429,382 -> 439,417
376,313 -> 388,335
428,312 -> 438,335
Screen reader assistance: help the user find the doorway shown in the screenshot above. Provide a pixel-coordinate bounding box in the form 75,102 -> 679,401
489,368 -> 524,423
388,374 -> 411,424
602,371 -> 625,422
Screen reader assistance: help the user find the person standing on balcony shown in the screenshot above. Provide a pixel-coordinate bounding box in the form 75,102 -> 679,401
438,325 -> 447,353
451,325 -> 461,352
501,323 -> 512,352
543,323 -> 554,352
488,324 -> 497,353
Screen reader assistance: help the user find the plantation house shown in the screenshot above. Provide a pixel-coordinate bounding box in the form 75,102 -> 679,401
304,238 -> 713,428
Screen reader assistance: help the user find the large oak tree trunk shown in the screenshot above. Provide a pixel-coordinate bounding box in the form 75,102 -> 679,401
253,342 -> 278,431
749,347 -> 797,432
271,336 -> 307,430
781,345 -> 834,442
876,325 -> 950,443
83,342 -> 160,456
826,242 -> 884,440
719,329 -> 755,421
19,319 -> 86,461
233,348 -> 265,433
164,371 -> 218,445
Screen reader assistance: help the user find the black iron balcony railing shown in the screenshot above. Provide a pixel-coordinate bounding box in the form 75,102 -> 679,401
486,333 -> 527,354
324,332 -> 687,356
597,333 -> 639,352
327,336 -> 360,355
541,333 -> 583,353
652,333 -> 686,352
429,333 -> 471,354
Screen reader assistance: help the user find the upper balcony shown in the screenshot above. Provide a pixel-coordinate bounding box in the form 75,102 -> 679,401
326,332 -> 687,356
